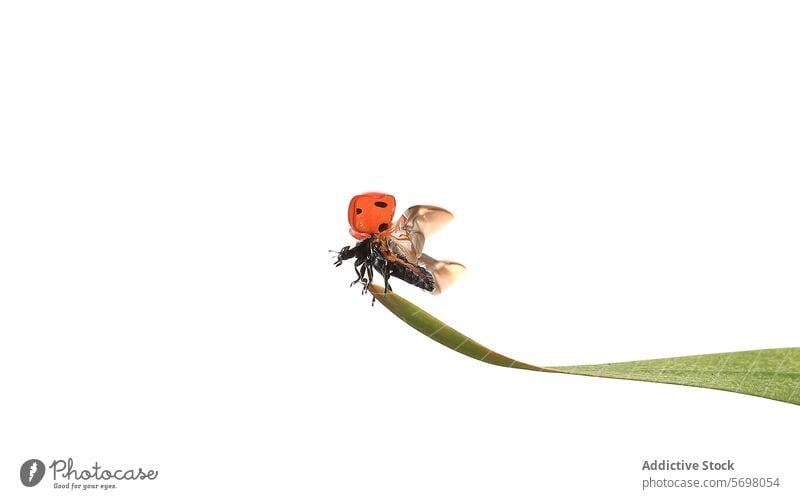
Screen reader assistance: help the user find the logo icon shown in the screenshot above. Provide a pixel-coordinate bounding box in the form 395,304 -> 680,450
20,459 -> 46,487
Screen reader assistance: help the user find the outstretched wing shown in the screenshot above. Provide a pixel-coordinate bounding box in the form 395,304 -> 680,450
389,205 -> 454,263
387,205 -> 464,294
418,253 -> 465,295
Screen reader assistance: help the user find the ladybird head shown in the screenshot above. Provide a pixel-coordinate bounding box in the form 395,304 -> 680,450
347,192 -> 396,239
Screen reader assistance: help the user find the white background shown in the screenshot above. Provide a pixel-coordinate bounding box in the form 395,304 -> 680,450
1,1 -> 798,497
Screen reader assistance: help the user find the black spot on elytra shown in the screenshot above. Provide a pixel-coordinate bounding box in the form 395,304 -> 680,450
356,208 -> 362,214
374,201 -> 388,208
378,223 -> 389,232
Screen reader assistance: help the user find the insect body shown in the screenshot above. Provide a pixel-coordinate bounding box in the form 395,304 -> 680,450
333,192 -> 464,301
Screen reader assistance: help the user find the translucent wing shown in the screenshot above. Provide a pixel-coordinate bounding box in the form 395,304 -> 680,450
387,205 -> 464,294
389,205 -> 454,263
418,253 -> 466,295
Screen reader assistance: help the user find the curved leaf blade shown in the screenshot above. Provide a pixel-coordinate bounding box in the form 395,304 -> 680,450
369,285 -> 800,405
554,349 -> 800,405
369,285 -> 555,372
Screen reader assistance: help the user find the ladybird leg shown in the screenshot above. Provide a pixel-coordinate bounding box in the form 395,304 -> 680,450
349,248 -> 369,285
333,245 -> 356,267
351,261 -> 367,287
363,263 -> 374,294
382,263 -> 392,294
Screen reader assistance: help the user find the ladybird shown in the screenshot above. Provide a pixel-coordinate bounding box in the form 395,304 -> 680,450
333,192 -> 465,302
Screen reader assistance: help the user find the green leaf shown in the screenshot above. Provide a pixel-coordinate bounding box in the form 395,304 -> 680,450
369,285 -> 800,405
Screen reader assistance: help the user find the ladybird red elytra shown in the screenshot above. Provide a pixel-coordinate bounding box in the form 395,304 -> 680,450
347,192 -> 396,239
